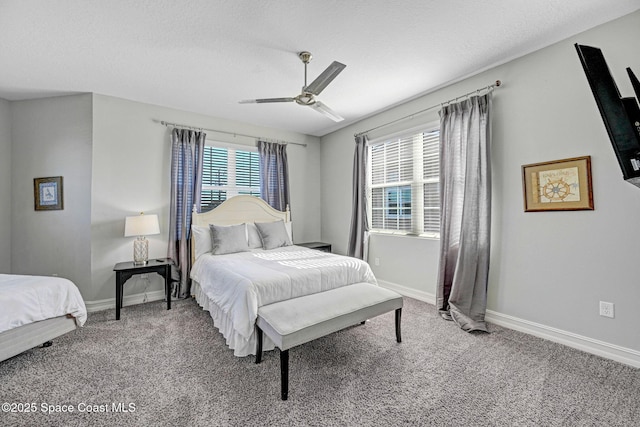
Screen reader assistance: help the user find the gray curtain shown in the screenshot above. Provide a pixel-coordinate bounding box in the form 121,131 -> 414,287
436,92 -> 492,332
168,128 -> 205,298
258,140 -> 290,212
347,135 -> 369,259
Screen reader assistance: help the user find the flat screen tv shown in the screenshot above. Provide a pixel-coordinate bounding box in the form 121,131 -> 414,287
574,44 -> 640,187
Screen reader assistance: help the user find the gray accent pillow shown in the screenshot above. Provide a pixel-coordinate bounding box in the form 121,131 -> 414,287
246,222 -> 263,249
255,220 -> 292,250
209,224 -> 249,255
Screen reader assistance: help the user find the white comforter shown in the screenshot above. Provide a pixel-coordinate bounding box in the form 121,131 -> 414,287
191,246 -> 377,339
0,274 -> 87,333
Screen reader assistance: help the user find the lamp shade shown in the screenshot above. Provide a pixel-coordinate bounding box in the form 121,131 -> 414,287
124,213 -> 160,237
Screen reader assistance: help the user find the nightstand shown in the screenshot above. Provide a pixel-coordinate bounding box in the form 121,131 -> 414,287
113,258 -> 174,320
296,242 -> 332,253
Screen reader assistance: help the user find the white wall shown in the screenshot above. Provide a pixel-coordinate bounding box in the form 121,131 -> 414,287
0,98 -> 11,272
10,95 -> 93,293
321,11 -> 640,358
91,94 -> 321,302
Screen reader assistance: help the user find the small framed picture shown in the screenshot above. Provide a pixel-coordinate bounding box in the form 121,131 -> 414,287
34,176 -> 64,211
522,156 -> 594,212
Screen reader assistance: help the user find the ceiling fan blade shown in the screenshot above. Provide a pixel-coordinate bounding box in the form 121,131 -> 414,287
311,101 -> 344,122
239,97 -> 295,104
304,61 -> 346,95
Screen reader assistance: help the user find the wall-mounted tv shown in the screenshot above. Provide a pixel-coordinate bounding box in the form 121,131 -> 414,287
574,44 -> 640,187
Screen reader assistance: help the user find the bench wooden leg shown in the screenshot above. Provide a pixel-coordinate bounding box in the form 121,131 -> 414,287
395,308 -> 402,343
280,349 -> 289,400
255,325 -> 263,364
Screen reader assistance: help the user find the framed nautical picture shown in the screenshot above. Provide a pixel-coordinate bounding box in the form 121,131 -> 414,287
522,156 -> 594,212
34,176 -> 64,211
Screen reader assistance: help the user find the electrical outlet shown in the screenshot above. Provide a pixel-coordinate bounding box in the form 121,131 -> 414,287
599,301 -> 614,318
374,257 -> 380,266
140,274 -> 148,279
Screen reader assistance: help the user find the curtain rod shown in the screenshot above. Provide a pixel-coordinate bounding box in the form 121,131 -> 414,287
155,120 -> 308,147
354,80 -> 502,138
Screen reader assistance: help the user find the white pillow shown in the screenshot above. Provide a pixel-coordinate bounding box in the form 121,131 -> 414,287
209,223 -> 249,255
191,225 -> 212,259
255,220 -> 293,250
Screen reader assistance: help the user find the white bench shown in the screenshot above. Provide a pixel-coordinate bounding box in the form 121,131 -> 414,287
255,282 -> 403,400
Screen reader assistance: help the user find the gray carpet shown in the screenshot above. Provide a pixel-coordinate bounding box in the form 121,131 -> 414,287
1,297 -> 639,427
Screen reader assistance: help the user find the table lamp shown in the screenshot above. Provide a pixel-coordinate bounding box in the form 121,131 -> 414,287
124,212 -> 160,265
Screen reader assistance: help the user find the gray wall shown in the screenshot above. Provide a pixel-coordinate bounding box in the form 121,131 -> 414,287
0,98 -> 11,272
10,95 -> 93,294
320,11 -> 640,356
90,94 -> 322,302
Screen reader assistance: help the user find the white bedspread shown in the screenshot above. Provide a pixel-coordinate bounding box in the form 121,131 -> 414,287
191,246 -> 377,340
0,274 -> 87,333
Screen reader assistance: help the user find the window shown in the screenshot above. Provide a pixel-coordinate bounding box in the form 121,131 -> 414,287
368,126 -> 440,237
201,142 -> 260,212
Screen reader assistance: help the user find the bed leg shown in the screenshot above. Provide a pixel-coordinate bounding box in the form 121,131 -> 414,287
280,349 -> 289,400
41,341 -> 52,348
255,326 -> 263,364
395,308 -> 402,343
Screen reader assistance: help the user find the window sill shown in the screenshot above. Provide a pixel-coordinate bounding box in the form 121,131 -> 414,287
368,230 -> 440,240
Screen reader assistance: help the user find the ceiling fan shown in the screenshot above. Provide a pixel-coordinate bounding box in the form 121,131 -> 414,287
240,51 -> 346,122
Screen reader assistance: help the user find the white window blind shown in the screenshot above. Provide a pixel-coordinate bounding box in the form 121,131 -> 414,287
368,126 -> 440,237
422,130 -> 440,234
201,142 -> 260,212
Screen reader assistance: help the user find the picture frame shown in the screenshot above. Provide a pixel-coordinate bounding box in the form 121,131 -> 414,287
522,156 -> 594,212
34,176 -> 64,211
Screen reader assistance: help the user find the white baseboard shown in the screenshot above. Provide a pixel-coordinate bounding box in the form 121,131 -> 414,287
485,310 -> 640,368
84,290 -> 166,313
378,279 -> 640,368
379,279 -> 436,305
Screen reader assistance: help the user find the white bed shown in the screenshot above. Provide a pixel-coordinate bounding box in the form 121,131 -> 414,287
0,274 -> 87,362
190,195 -> 377,357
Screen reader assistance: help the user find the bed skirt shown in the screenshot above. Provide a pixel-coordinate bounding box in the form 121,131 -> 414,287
192,280 -> 276,357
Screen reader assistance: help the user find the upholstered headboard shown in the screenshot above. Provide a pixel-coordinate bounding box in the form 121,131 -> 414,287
190,195 -> 291,263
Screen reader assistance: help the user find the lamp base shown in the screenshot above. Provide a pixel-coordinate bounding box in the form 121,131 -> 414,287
133,237 -> 149,265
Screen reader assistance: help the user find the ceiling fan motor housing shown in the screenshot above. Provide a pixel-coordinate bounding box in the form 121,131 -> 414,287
295,92 -> 316,106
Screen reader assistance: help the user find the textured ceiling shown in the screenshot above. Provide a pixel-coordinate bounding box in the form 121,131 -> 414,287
1,0 -> 639,136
